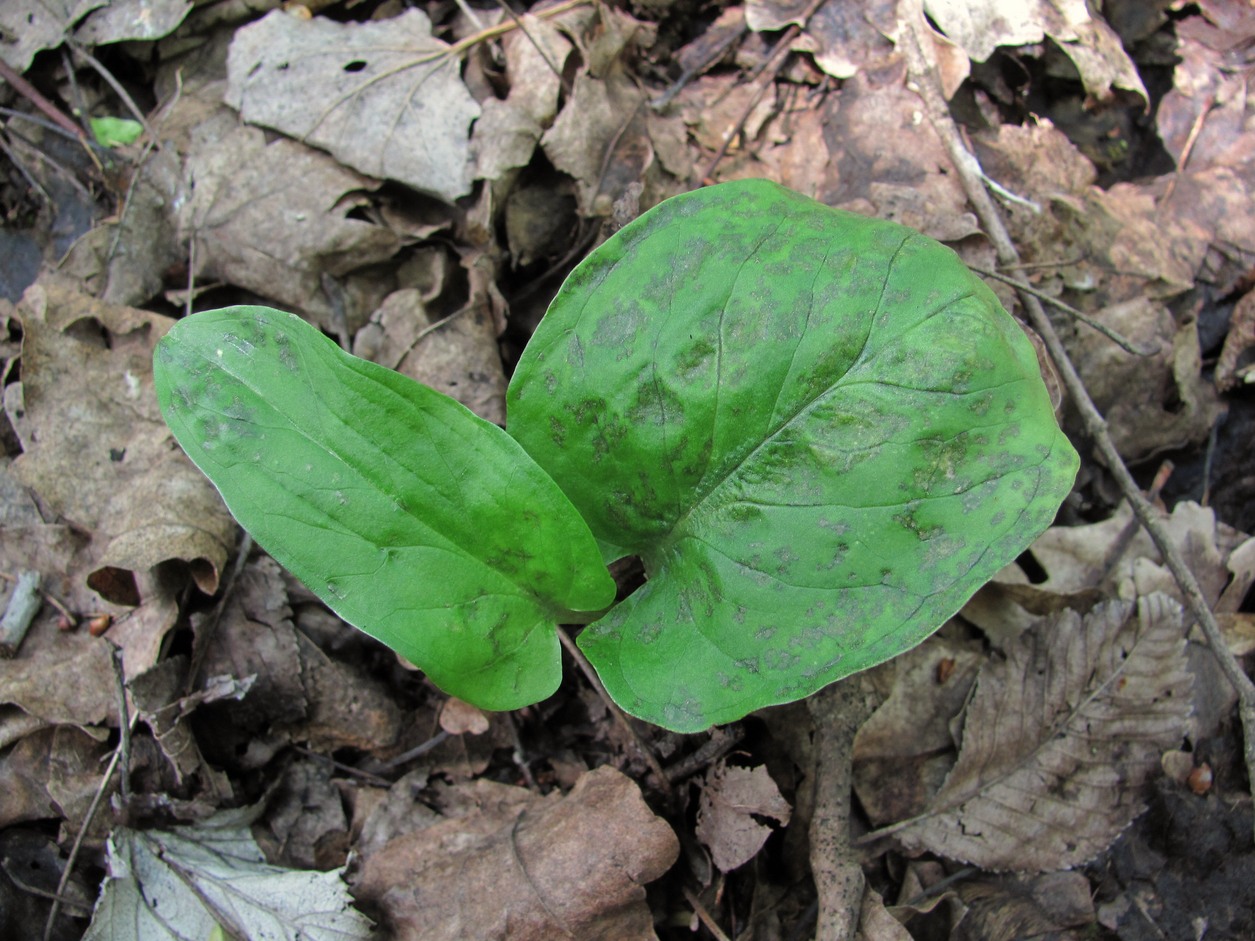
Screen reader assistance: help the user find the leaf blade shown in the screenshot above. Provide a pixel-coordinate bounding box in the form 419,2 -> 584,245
508,180 -> 1079,730
155,306 -> 614,710
894,594 -> 1194,871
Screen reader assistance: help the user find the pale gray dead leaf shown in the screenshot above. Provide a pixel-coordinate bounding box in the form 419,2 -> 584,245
226,8 -> 479,201
541,68 -> 650,216
83,811 -> 372,941
894,594 -> 1193,871
921,0 -> 1146,102
73,0 -> 192,44
696,763 -> 791,872
0,0 -> 104,71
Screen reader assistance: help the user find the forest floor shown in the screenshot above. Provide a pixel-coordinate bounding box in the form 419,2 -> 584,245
1,0 -> 1254,939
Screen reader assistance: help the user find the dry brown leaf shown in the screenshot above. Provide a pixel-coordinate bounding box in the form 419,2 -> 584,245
852,633 -> 984,825
296,630 -> 404,753
226,9 -> 480,201
789,0 -> 899,80
194,557 -> 308,734
0,636 -> 118,729
1216,288 -> 1255,391
179,118 -> 401,333
0,725 -> 110,830
194,556 -> 402,754
696,762 -> 792,872
766,66 -> 978,242
8,283 -> 235,598
258,758 -> 351,870
351,286 -> 507,424
921,0 -> 1146,102
542,69 -> 652,216
439,696 -> 490,736
894,594 -> 1193,871
471,14 -> 572,182
352,766 -> 678,940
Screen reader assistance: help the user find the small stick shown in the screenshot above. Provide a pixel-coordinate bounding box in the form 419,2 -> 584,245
557,629 -> 670,790
970,265 -> 1159,356
683,887 -> 734,941
0,58 -> 85,140
0,570 -> 42,658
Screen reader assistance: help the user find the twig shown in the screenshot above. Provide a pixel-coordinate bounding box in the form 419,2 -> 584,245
108,644 -> 132,802
970,265 -> 1159,356
43,715 -> 135,941
0,570 -> 42,657
0,58 -> 85,140
682,886 -> 734,941
899,0 -> 1255,840
377,730 -> 450,770
663,724 -> 743,782
702,9 -> 815,182
557,628 -> 670,791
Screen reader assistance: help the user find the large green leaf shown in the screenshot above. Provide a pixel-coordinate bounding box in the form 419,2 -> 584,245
154,307 -> 614,710
508,179 -> 1079,731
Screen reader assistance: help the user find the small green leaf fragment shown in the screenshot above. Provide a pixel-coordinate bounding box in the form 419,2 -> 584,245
154,307 -> 614,711
89,116 -> 144,148
509,180 -> 1079,731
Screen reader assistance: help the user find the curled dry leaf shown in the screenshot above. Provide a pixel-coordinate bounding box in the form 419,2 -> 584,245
8,284 -> 235,598
352,766 -> 678,941
696,762 -> 792,872
893,594 -> 1193,871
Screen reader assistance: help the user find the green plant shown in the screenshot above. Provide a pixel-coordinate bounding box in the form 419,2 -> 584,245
154,179 -> 1078,732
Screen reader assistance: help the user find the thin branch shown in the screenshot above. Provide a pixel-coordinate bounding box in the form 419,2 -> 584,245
970,265 -> 1159,356
899,0 -> 1255,840
557,628 -> 671,790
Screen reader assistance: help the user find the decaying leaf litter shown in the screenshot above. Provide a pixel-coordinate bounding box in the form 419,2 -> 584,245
1,0 -> 1253,938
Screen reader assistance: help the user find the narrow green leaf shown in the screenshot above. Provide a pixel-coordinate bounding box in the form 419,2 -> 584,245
155,307 -> 614,710
508,180 -> 1079,731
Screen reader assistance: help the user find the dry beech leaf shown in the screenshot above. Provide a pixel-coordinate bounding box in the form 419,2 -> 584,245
894,594 -> 1193,871
695,763 -> 792,872
226,9 -> 479,202
352,287 -> 507,424
352,766 -> 678,940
